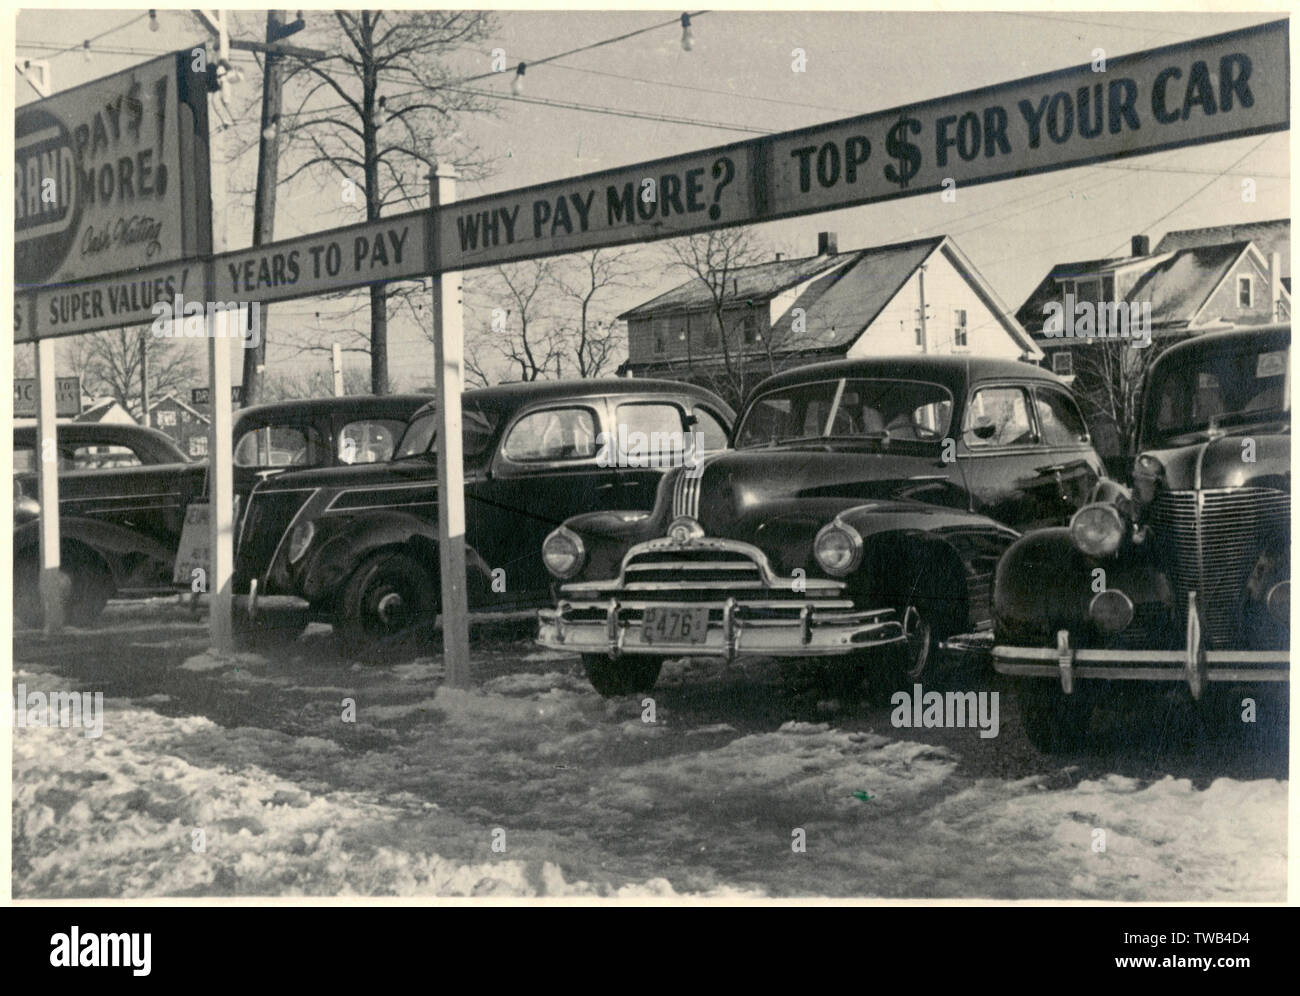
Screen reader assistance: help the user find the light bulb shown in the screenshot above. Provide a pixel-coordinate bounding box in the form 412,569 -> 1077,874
511,63 -> 525,96
680,13 -> 693,52
227,64 -> 244,85
82,40 -> 91,63
149,9 -> 160,32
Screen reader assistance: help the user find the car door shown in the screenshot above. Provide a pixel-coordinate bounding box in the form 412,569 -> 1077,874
957,381 -> 1081,531
1028,384 -> 1103,515
476,400 -> 617,598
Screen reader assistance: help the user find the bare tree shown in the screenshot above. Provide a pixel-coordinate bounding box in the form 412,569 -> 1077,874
464,260 -> 558,382
1066,336 -> 1171,473
262,10 -> 497,394
550,248 -> 639,378
662,228 -> 773,406
61,329 -> 198,419
259,365 -> 374,401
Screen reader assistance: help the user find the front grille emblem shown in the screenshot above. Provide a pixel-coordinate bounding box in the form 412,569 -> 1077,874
667,516 -> 705,545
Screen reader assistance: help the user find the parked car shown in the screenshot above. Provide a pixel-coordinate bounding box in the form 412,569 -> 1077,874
992,324 -> 1290,751
238,379 -> 734,653
13,422 -> 190,484
536,355 -> 1104,696
12,394 -> 432,628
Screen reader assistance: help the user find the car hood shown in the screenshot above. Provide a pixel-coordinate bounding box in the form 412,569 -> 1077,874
1139,425 -> 1290,492
668,446 -> 967,535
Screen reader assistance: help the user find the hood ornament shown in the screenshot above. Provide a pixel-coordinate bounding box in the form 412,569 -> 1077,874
667,516 -> 705,545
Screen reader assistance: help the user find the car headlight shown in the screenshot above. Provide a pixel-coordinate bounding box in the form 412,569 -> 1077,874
287,520 -> 315,563
813,519 -> 863,576
1069,503 -> 1125,557
542,525 -> 586,579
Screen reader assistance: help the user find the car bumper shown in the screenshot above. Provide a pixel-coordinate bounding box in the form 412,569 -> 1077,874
537,596 -> 905,662
993,593 -> 1288,698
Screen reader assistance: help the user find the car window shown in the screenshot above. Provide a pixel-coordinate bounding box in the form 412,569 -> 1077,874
502,407 -> 598,462
614,403 -> 687,464
13,446 -> 35,473
234,425 -> 326,468
692,406 -> 729,453
736,379 -> 953,448
339,418 -> 404,464
65,445 -> 143,470
394,405 -> 499,460
963,386 -> 1036,448
1034,387 -> 1089,447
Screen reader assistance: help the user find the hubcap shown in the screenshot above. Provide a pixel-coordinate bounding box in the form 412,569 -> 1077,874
375,591 -> 405,626
902,605 -> 932,680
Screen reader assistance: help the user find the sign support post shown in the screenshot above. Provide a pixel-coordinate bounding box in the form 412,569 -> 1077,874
429,167 -> 470,687
34,337 -> 64,634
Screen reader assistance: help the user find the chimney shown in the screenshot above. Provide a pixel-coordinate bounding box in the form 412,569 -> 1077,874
1131,234 -> 1150,257
1269,252 -> 1282,320
818,231 -> 838,255
775,252 -> 783,261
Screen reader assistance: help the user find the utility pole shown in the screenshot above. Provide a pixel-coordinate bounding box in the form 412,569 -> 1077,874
140,329 -> 150,424
240,9 -> 300,407
917,263 -> 929,354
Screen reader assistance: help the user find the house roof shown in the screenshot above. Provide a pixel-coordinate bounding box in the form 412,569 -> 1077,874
1155,218 -> 1289,280
618,251 -> 861,320
74,397 -> 133,423
148,391 -> 210,424
1127,241 -> 1253,328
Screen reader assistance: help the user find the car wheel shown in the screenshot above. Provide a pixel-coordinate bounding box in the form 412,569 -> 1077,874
1017,681 -> 1094,753
337,551 -> 435,660
581,654 -> 663,697
13,549 -> 112,629
861,603 -> 939,703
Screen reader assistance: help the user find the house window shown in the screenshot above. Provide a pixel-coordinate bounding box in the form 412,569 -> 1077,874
953,309 -> 968,348
155,409 -> 177,427
1052,350 -> 1074,377
742,313 -> 760,344
1102,276 -> 1115,302
915,325 -> 924,347
653,330 -> 665,354
1238,276 -> 1253,308
1075,279 -> 1100,303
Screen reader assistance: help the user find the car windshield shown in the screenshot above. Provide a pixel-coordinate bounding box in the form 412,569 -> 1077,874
735,378 -> 954,449
1142,342 -> 1290,448
395,404 -> 499,459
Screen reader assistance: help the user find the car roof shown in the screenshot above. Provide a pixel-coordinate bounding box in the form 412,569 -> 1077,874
1155,322 -> 1290,367
234,393 -> 434,427
409,379 -> 735,420
12,421 -> 189,461
744,354 -> 1062,402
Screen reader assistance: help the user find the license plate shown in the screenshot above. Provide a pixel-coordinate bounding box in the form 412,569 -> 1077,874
642,606 -> 710,645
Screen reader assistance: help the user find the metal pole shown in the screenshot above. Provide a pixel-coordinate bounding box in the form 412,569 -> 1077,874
207,25 -> 234,653
429,167 -> 471,686
34,338 -> 64,633
332,343 -> 344,397
18,58 -> 64,633
140,329 -> 150,423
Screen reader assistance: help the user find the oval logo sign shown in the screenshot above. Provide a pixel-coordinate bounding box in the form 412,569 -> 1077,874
15,107 -> 82,288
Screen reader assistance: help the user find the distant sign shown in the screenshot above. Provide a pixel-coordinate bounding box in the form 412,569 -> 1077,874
213,212 -> 428,304
14,51 -> 211,303
435,19 -> 1288,270
14,376 -> 81,417
191,385 -> 243,405
173,501 -> 210,585
17,259 -> 203,342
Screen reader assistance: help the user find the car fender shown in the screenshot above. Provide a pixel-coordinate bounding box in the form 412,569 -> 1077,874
292,510 -> 493,606
13,516 -> 174,590
992,528 -> 1174,646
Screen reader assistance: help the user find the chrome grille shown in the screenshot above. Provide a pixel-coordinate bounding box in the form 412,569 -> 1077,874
1147,487 -> 1289,648
623,548 -> 763,587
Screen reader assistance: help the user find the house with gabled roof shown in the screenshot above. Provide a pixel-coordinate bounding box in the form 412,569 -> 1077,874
146,391 -> 211,458
618,231 -> 1040,396
1016,228 -> 1290,380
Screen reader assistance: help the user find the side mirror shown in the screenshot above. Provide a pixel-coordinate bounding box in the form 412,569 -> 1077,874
972,416 -> 997,441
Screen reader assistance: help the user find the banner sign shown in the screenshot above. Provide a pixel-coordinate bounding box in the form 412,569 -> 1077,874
14,51 -> 211,305
17,259 -> 204,342
213,212 -> 428,304
14,376 -> 81,417
435,19 -> 1288,271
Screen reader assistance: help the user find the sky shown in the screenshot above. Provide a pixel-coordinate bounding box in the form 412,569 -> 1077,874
13,6 -> 1291,392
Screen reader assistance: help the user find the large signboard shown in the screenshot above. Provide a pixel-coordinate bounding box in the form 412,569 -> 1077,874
435,19 -> 1288,271
213,212 -> 428,304
14,51 -> 211,336
14,376 -> 81,417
